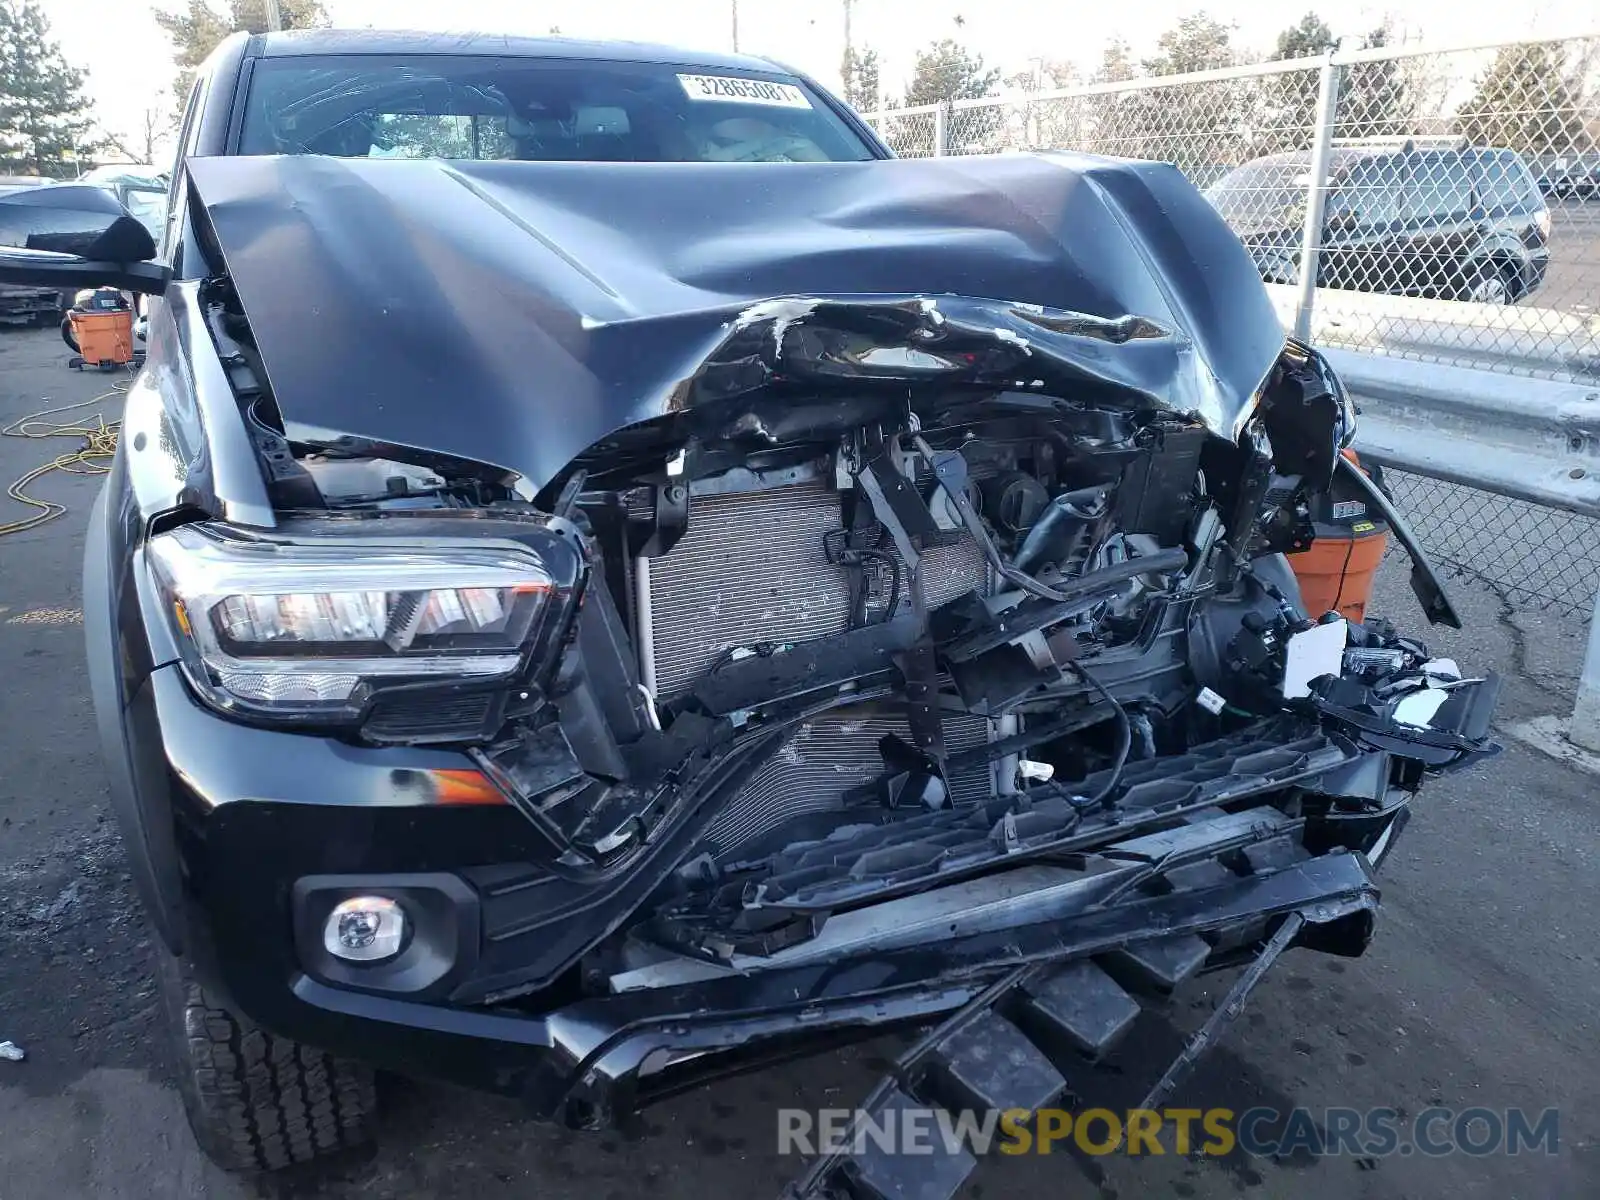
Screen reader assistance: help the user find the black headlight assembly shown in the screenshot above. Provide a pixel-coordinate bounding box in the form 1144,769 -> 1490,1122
145,511 -> 585,740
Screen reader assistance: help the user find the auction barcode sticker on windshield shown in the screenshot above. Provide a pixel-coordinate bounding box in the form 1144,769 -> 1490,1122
677,74 -> 813,109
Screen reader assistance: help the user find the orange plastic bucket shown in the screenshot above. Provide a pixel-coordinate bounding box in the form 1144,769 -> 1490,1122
1291,524 -> 1388,623
1289,450 -> 1390,623
69,309 -> 135,366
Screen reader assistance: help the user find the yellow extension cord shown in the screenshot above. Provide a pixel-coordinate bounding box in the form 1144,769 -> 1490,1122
1,380 -> 130,539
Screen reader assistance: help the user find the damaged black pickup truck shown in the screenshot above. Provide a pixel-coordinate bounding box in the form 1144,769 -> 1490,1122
0,30 -> 1497,1195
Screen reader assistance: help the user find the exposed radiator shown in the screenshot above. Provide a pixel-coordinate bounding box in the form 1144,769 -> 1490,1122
702,707 -> 994,856
638,479 -> 996,859
638,480 -> 986,697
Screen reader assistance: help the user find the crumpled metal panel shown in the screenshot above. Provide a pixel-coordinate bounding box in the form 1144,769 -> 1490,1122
186,152 -> 1284,489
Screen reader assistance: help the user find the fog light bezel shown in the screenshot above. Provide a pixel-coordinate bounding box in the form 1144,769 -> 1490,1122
292,873 -> 479,998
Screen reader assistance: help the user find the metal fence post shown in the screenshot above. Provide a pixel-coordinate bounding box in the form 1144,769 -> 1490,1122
933,104 -> 948,157
1293,52 -> 1341,343
1571,585 -> 1600,752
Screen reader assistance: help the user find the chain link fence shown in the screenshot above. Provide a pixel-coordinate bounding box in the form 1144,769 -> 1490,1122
1382,470 -> 1600,616
864,104 -> 943,160
860,35 -> 1600,378
946,60 -> 1326,190
1309,39 -> 1600,382
860,33 -> 1600,619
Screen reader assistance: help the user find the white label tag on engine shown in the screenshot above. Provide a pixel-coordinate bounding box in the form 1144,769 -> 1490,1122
677,74 -> 813,108
1331,500 -> 1366,520
1196,687 -> 1226,715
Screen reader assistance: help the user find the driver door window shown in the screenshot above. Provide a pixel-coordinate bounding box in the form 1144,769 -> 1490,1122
1322,158 -> 1401,292
162,78 -> 204,262
1331,158 -> 1401,229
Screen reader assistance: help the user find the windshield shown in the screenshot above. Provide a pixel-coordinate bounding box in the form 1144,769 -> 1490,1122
240,55 -> 878,163
1204,161 -> 1312,228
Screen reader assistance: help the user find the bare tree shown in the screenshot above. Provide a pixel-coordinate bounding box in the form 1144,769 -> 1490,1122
99,107 -> 171,165
994,61 -> 1083,153
1085,15 -> 1260,179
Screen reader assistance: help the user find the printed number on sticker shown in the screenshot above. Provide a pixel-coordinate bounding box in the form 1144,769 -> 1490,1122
677,74 -> 813,108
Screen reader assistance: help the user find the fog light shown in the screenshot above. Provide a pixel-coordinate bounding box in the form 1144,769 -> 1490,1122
324,896 -> 405,962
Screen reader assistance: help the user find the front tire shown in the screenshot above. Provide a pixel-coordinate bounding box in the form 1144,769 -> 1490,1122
1462,261 -> 1514,305
157,951 -> 377,1173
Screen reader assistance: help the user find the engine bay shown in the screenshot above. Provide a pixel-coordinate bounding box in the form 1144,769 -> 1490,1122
320,357 -> 1489,994
611,404 -> 1213,861
506,368 -> 1490,979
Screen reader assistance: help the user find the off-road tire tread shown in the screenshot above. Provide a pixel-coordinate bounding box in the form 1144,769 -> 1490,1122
158,953 -> 376,1172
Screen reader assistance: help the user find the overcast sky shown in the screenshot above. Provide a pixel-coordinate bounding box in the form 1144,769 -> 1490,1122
41,0 -> 1592,161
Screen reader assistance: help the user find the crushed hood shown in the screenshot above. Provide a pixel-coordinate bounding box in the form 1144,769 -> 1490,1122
186,152 -> 1284,490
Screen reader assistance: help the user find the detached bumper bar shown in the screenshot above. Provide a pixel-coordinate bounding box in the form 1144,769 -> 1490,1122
299,849 -> 1376,1129
782,857 -> 1372,1200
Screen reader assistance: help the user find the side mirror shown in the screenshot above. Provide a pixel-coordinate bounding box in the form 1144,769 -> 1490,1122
0,184 -> 170,296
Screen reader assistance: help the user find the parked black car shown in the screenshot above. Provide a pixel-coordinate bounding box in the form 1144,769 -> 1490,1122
0,178 -> 71,324
1206,142 -> 1551,304
0,30 -> 1498,1198
1555,162 -> 1600,199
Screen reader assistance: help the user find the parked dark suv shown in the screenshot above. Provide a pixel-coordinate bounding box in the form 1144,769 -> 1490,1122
1206,141 -> 1550,304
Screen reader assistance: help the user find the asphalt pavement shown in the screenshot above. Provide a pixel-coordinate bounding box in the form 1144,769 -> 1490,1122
3,324 -> 1600,1199
1538,196 -> 1600,315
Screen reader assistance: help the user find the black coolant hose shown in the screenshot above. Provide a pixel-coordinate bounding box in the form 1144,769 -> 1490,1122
1010,545 -> 1190,604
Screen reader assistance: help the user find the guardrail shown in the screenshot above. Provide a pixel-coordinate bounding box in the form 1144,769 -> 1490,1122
1262,285 -> 1600,384
1332,350 -> 1600,516
1327,347 -> 1600,752
1323,346 -> 1600,750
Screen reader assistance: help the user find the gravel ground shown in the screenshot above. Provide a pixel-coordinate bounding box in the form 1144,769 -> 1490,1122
2,324 -> 1597,1199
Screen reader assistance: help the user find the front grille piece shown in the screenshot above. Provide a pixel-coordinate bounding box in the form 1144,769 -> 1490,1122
701,707 -> 993,856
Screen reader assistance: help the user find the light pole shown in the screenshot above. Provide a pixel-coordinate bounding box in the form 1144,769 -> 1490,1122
731,0 -> 739,51
1026,57 -> 1044,147
263,0 -> 282,32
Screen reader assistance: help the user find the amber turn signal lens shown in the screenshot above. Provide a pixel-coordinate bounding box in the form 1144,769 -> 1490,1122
427,769 -> 506,806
